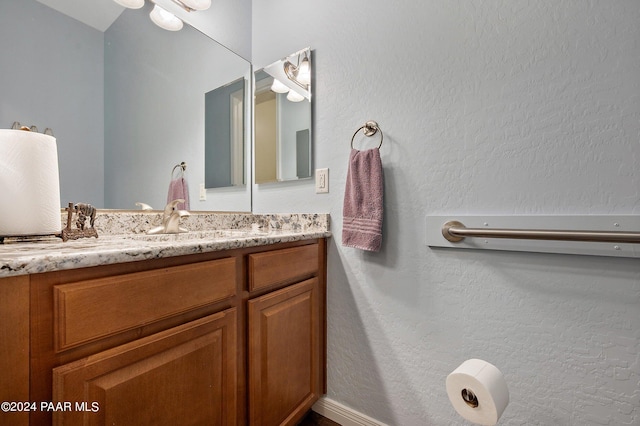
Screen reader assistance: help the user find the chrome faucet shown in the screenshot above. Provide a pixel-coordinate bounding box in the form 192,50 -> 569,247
147,199 -> 190,234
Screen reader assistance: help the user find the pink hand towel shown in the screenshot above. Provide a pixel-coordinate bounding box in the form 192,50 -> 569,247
342,148 -> 384,251
167,177 -> 190,210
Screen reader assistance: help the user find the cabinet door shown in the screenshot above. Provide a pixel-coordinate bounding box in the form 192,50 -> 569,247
248,278 -> 321,426
52,309 -> 237,426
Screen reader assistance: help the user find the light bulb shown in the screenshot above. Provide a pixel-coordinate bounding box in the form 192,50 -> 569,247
270,79 -> 289,94
286,90 -> 304,102
149,5 -> 183,31
180,0 -> 211,10
297,57 -> 311,86
113,0 -> 144,8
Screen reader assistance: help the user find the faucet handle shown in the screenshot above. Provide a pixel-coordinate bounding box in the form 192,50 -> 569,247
135,202 -> 154,210
166,199 -> 190,217
167,199 -> 185,208
165,199 -> 185,214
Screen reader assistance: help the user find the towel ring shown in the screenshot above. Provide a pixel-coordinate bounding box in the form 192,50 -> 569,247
351,120 -> 383,149
171,162 -> 187,179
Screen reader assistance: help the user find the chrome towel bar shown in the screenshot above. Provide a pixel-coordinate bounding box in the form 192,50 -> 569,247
442,221 -> 640,244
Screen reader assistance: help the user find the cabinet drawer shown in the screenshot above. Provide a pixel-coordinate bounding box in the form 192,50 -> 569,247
248,244 -> 318,292
53,258 -> 237,351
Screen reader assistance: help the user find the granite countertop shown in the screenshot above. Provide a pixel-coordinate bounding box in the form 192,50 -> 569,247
0,212 -> 330,278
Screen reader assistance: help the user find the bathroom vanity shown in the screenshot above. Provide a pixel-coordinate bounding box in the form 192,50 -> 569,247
0,213 -> 329,426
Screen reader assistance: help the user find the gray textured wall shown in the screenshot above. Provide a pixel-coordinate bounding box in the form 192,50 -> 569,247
252,1 -> 640,424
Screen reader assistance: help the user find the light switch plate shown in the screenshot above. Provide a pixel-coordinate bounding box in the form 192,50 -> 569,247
199,183 -> 206,201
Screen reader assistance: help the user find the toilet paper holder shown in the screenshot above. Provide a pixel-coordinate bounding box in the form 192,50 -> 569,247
461,388 -> 479,408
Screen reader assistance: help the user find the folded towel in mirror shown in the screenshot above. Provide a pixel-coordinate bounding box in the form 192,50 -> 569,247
167,177 -> 190,210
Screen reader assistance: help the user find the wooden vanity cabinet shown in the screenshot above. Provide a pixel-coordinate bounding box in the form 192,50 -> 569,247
0,238 -> 326,426
247,243 -> 326,426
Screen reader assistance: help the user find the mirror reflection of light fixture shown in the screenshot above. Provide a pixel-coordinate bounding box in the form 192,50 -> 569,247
263,47 -> 311,103
149,4 -> 184,31
179,0 -> 212,11
270,79 -> 289,94
113,0 -> 212,32
114,0 -> 145,8
286,90 -> 304,103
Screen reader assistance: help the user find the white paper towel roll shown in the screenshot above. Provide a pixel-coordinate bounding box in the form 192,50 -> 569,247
446,359 -> 509,426
0,129 -> 61,236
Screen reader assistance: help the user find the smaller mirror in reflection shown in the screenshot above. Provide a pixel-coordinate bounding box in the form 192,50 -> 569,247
254,47 -> 312,184
205,77 -> 246,188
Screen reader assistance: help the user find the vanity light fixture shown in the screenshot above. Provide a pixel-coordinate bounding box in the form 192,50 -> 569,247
149,4 -> 184,31
113,0 -> 145,8
264,48 -> 311,102
283,51 -> 311,89
296,55 -> 311,85
179,0 -> 212,11
271,78 -> 304,102
286,90 -> 305,103
113,0 -> 212,32
270,79 -> 289,94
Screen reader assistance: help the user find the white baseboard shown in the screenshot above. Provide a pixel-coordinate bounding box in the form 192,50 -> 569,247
312,397 -> 386,426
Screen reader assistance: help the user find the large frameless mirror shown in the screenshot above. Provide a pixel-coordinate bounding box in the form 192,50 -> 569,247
0,0 -> 252,212
254,47 -> 312,184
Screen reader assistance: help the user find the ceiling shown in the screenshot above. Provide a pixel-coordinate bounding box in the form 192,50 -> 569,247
36,0 -> 125,32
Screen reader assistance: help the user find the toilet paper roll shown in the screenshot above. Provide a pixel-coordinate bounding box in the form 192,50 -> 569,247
0,129 -> 61,236
446,359 -> 509,426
